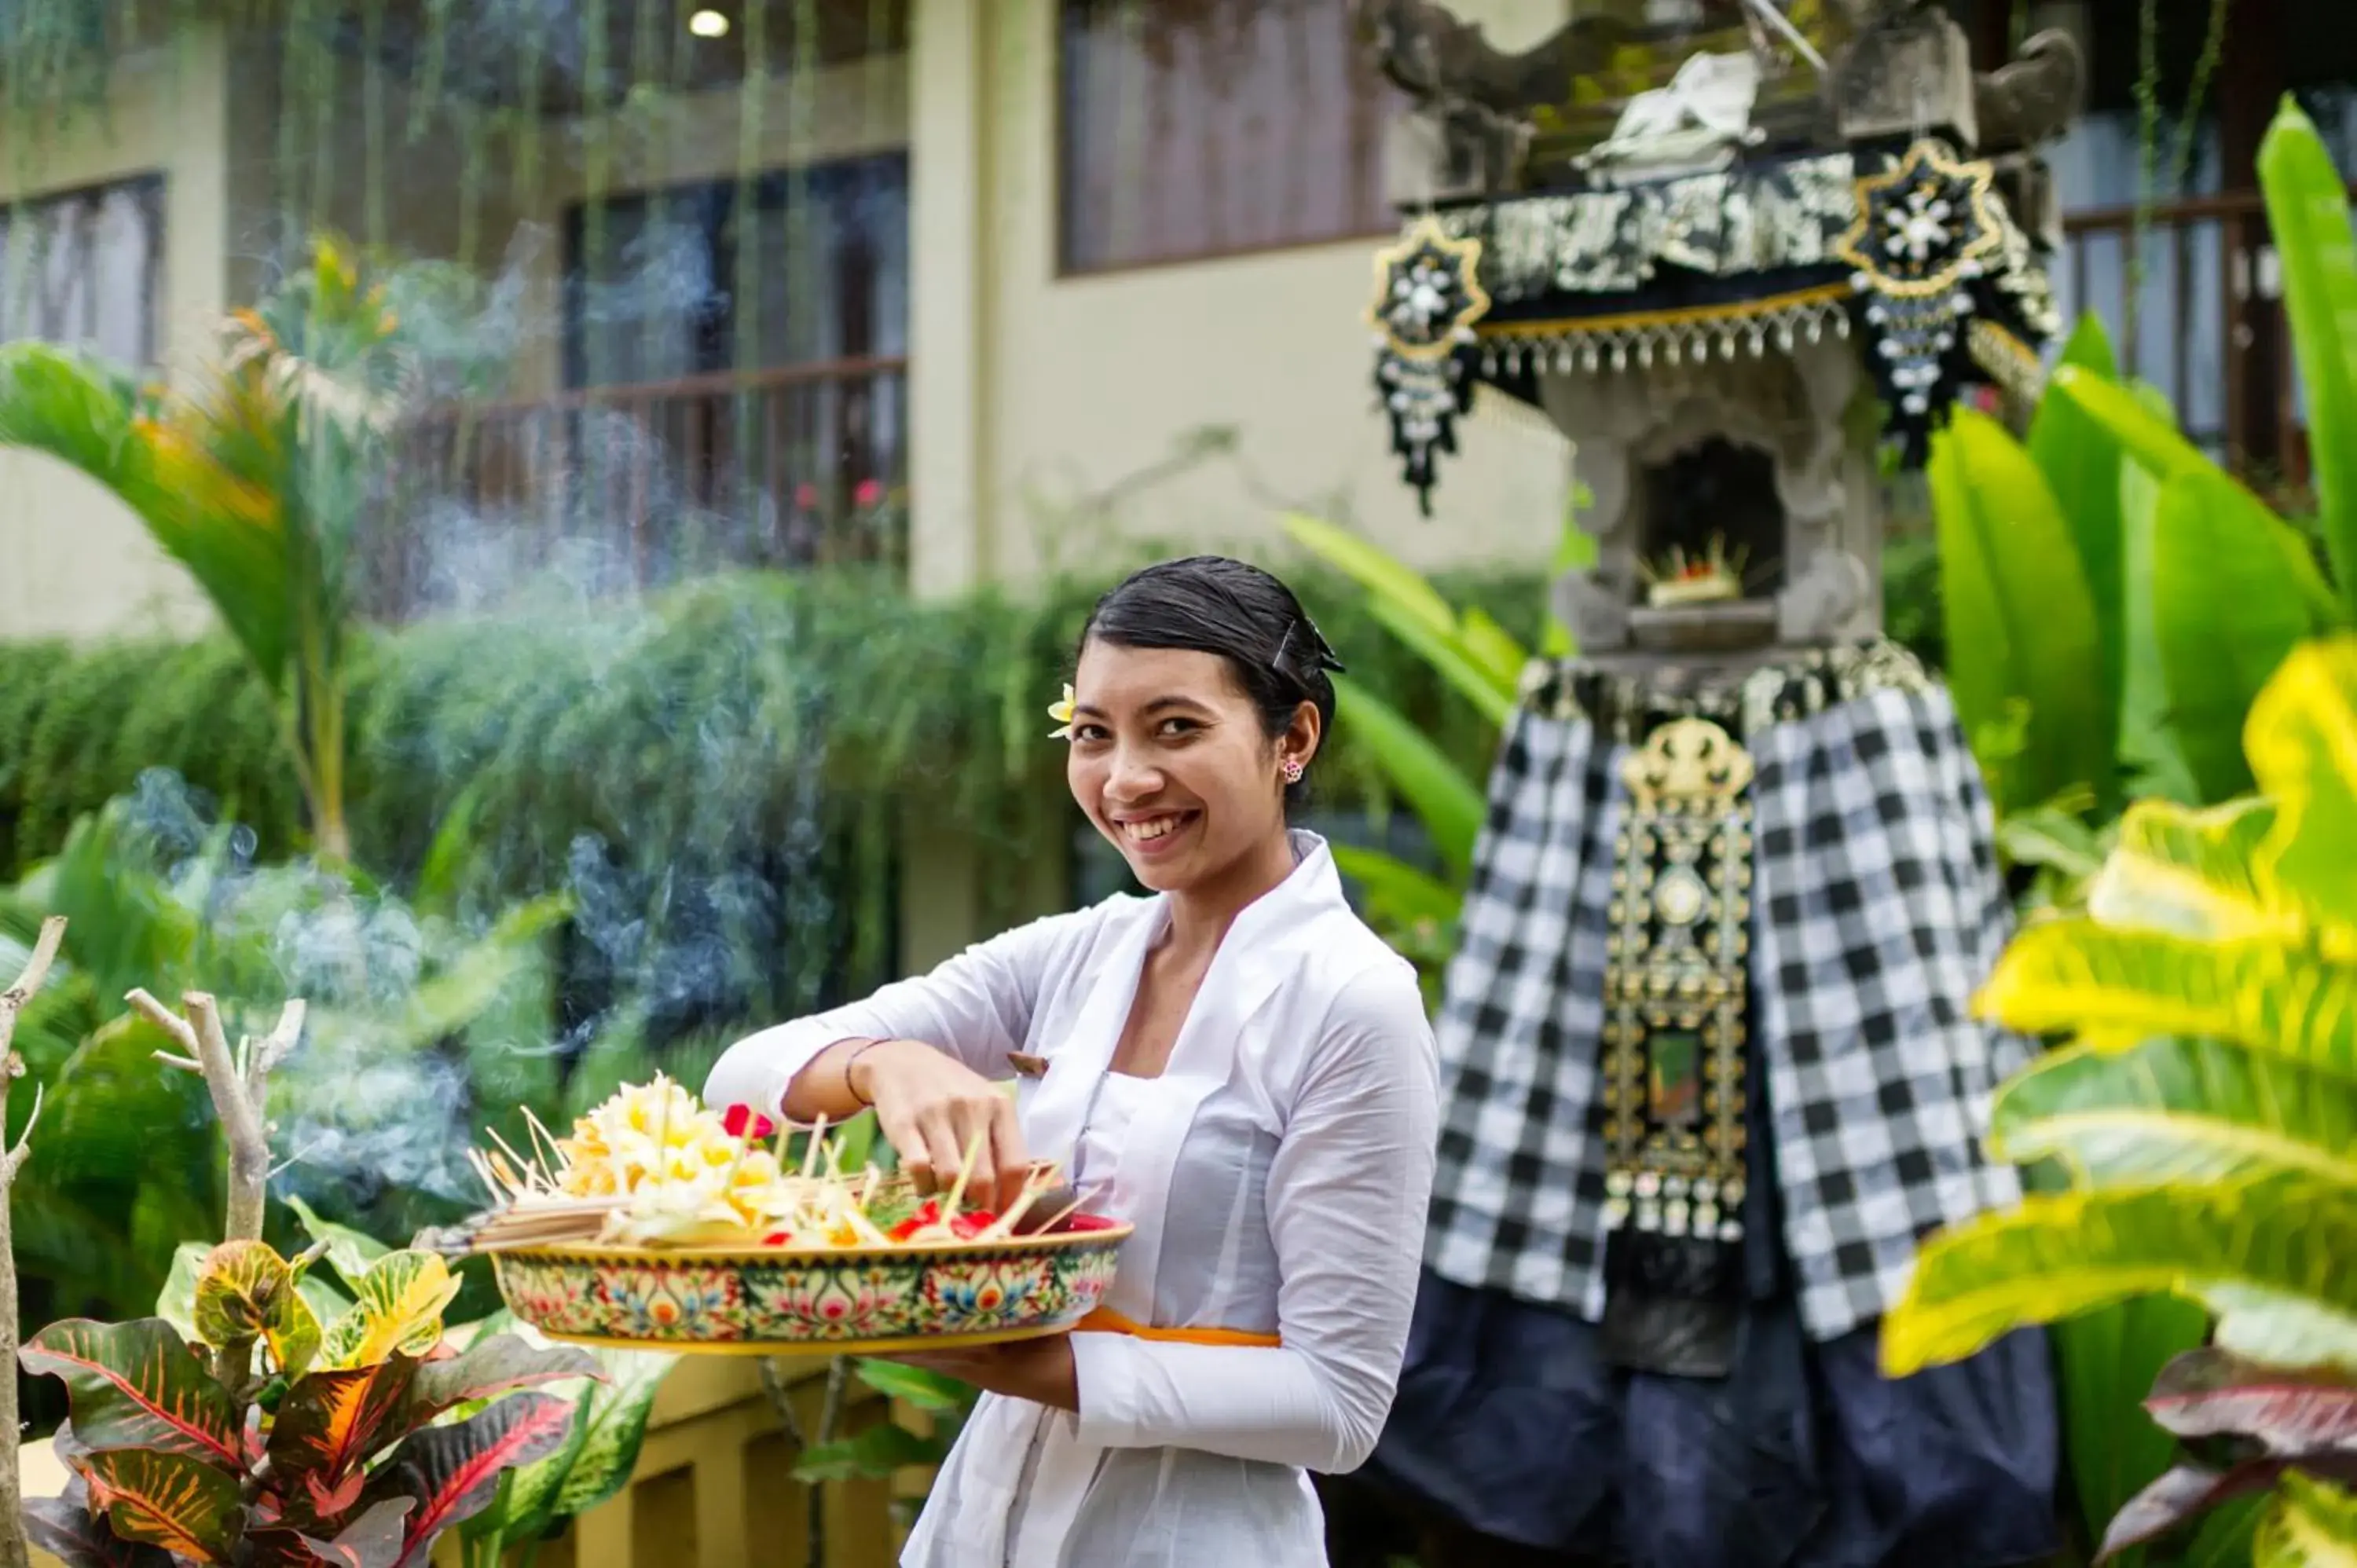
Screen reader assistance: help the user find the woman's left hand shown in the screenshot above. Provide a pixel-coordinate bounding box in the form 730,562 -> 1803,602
889,1335 -> 1080,1412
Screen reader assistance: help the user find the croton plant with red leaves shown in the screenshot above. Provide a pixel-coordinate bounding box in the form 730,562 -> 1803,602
19,1239 -> 598,1568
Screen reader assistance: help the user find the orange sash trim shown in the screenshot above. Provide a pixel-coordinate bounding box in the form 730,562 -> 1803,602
1074,1306 -> 1282,1349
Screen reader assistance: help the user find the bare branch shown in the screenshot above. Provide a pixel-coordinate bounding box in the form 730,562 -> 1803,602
1,916 -> 65,1019
152,1051 -> 206,1073
244,998 -> 306,1105
0,1082 -> 39,1183
185,992 -> 271,1244
127,987 -> 203,1057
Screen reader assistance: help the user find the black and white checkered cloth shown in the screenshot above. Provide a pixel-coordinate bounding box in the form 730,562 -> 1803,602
1424,643 -> 2036,1342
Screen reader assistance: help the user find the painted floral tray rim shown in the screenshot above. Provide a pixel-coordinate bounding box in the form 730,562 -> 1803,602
486,1218 -> 1134,1266
520,1322 -> 1085,1357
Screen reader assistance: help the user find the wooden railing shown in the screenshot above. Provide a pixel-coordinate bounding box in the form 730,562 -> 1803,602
360,357 -> 909,623
2057,189 -> 2345,492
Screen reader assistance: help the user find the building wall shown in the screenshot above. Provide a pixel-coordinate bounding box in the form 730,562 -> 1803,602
0,27 -> 228,643
904,0 -> 1578,602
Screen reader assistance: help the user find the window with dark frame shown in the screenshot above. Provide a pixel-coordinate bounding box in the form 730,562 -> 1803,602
0,174 -> 167,368
1057,0 -> 1401,275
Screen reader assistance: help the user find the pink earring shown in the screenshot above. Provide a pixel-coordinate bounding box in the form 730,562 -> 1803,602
1281,758 -> 1305,785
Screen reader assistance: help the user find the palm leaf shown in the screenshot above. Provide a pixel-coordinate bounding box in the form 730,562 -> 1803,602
0,343 -> 295,687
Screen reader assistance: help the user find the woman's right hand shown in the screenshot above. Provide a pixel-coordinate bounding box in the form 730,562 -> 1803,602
845,1039 -> 1032,1214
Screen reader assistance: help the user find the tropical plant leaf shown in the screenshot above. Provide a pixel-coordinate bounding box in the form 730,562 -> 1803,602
317,1250 -> 461,1369
1363,596 -> 1518,727
266,1358 -> 423,1500
2259,97 -> 2357,615
2050,364 -> 2341,628
1988,1035 -> 2357,1191
367,1391 -> 577,1567
2088,797 -> 2288,943
283,1193 -> 393,1293
2144,1345 -> 2357,1449
791,1418 -> 950,1483
1880,1181 -> 2357,1377
544,1346 -> 676,1519
1330,676 -> 1486,878
464,1397 -> 592,1552
24,1481 -> 178,1568
2029,314 -> 2128,798
2050,1291 -> 2211,1567
79,1448 -> 243,1564
2153,470 -> 2326,803
1974,920 -> 2357,1079
2099,1458 -> 2340,1563
1455,606 -> 1530,693
1928,407 -> 2110,815
1279,512 -> 1457,636
245,1499 -> 416,1568
154,1242 -> 213,1344
404,1332 -> 599,1423
852,1357 -> 975,1412
1330,843 -> 1461,920
192,1239 -> 321,1376
2245,636 -> 2357,947
19,1318 -> 243,1466
2255,1469 -> 2357,1566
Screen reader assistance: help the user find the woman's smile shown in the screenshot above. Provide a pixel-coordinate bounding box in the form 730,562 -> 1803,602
1113,808 -> 1201,856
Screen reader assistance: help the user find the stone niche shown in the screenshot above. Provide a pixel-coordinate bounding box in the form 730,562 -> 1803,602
1543,335 -> 1882,661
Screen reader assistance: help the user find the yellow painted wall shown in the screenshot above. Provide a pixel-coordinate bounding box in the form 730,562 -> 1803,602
0,27 -> 228,643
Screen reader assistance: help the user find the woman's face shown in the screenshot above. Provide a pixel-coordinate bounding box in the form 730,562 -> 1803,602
1065,638 -> 1315,895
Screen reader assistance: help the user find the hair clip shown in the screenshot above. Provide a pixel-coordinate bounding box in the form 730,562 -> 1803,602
1303,615 -> 1347,675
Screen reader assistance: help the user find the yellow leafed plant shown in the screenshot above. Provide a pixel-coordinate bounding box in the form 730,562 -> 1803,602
1880,635 -> 2357,1563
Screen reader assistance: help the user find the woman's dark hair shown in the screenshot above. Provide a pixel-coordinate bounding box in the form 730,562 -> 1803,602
1078,555 -> 1345,808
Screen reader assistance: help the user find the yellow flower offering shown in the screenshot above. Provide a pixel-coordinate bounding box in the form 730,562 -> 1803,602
1049,682 -> 1077,740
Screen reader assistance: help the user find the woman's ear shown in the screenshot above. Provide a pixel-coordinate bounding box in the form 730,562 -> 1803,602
1285,699 -> 1322,771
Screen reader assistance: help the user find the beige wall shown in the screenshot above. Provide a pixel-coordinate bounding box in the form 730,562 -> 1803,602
0,27 -> 228,643
904,0 -> 1577,600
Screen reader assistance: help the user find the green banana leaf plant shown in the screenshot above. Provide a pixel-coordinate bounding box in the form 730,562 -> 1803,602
1881,634 -> 2357,1563
0,235 -> 489,865
1934,97 -> 2355,827
1276,508 -> 1589,998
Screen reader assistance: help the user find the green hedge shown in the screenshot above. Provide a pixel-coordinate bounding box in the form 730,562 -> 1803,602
0,561 -> 1545,995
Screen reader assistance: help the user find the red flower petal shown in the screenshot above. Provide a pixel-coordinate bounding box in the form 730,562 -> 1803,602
720,1104 -> 777,1139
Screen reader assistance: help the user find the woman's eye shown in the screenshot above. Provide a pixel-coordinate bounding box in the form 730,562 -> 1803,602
1157,717 -> 1200,738
1073,723 -> 1111,743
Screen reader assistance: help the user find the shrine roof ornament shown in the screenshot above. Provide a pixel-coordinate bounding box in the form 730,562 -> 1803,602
1368,218 -> 1491,514
1355,0 -> 2082,508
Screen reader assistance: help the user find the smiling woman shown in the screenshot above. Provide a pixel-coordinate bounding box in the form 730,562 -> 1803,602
704,555 -> 1439,1568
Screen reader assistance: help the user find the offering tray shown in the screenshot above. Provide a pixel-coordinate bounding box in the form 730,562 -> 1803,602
447,1075 -> 1130,1355
484,1216 -> 1130,1355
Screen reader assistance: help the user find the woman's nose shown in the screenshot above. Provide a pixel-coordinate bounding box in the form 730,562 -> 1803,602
1105,745 -> 1165,800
